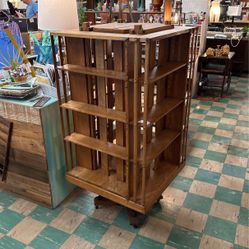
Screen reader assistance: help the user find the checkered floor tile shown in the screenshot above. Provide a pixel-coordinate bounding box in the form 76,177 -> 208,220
0,76 -> 248,249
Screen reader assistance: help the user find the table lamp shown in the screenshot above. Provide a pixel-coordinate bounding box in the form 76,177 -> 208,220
38,0 -> 79,31
0,0 -> 8,10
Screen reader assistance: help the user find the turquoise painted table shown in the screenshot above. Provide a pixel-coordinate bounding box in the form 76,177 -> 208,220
0,96 -> 74,208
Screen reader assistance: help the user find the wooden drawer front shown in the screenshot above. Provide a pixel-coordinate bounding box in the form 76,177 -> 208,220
0,102 -> 41,125
9,149 -> 47,172
11,121 -> 46,157
8,162 -> 49,183
0,146 -> 49,182
3,172 -> 52,207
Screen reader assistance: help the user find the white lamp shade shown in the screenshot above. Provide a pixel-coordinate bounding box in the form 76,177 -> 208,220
182,0 -> 209,13
227,6 -> 242,17
38,0 -> 79,31
0,0 -> 8,10
17,1 -> 27,9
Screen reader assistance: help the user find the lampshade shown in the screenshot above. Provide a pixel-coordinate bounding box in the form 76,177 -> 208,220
38,0 -> 79,31
227,6 -> 242,17
182,0 -> 209,13
18,2 -> 26,9
0,0 -> 8,10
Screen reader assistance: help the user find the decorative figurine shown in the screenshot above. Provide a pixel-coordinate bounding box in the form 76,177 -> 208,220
221,44 -> 230,56
206,47 -> 215,57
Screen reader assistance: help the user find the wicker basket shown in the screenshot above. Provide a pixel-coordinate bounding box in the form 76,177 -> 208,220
13,74 -> 28,83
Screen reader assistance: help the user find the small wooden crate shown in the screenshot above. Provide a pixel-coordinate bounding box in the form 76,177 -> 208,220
51,24 -> 198,214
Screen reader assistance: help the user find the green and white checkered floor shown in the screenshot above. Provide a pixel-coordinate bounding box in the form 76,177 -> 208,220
0,76 -> 248,249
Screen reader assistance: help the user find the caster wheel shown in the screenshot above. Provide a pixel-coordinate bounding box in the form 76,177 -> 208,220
156,195 -> 163,204
127,209 -> 146,228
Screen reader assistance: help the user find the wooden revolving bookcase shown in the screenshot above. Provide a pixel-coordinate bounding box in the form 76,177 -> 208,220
51,24 -> 198,215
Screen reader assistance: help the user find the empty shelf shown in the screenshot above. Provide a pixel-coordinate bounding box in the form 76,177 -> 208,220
139,129 -> 180,162
58,64 -> 128,81
144,160 -> 183,212
149,62 -> 187,83
65,132 -> 128,160
67,166 -> 128,197
61,100 -> 127,123
148,98 -> 184,124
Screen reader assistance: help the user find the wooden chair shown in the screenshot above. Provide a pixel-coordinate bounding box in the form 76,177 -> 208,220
0,116 -> 13,182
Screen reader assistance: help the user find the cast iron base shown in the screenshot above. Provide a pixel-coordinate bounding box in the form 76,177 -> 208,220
93,195 -> 163,228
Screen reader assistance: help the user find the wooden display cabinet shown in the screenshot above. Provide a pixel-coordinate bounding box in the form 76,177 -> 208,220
51,24 -> 198,215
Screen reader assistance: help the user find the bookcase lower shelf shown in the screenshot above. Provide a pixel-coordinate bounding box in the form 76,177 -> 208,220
66,161 -> 183,214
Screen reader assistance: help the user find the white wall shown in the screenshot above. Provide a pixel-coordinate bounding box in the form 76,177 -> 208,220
182,0 -> 209,13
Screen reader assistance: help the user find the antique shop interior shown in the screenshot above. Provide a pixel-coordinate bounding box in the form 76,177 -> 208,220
0,0 -> 248,248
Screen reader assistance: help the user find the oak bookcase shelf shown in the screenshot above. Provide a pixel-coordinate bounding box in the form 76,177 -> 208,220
148,62 -> 187,83
138,129 -> 181,162
61,100 -> 127,123
58,64 -> 128,80
147,97 -> 184,124
65,132 -> 128,160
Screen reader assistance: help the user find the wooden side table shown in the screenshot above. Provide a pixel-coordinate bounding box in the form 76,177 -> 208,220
198,52 -> 235,97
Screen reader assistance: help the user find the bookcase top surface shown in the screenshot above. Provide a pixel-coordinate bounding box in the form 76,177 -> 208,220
92,23 -> 173,34
51,25 -> 196,42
